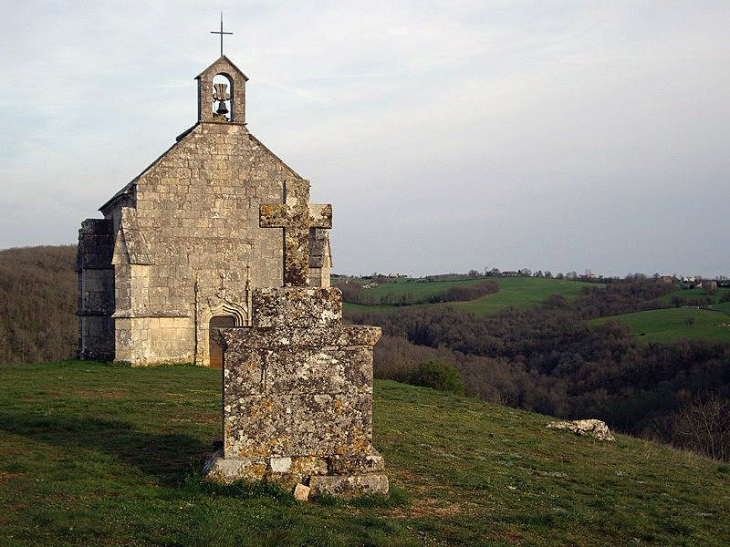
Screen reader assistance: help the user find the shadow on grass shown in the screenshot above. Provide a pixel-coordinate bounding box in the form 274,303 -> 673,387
0,412 -> 210,485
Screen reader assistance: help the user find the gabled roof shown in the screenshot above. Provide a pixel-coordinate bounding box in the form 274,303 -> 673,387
98,128 -> 195,213
195,55 -> 248,81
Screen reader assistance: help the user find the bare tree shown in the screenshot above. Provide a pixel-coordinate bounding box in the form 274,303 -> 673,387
673,393 -> 730,462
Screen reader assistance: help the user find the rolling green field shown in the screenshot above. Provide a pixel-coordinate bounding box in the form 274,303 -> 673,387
344,277 -> 597,317
453,277 -> 595,316
353,276 -> 492,301
592,308 -> 730,344
652,288 -> 730,313
1,361 -> 728,546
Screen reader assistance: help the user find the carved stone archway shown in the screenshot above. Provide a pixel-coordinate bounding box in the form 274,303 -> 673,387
197,302 -> 248,367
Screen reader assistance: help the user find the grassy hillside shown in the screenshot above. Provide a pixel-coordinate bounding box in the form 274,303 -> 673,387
453,277 -> 596,316
1,361 -> 728,546
592,308 -> 730,344
652,287 -> 730,311
354,276 -> 492,301
344,277 -> 596,316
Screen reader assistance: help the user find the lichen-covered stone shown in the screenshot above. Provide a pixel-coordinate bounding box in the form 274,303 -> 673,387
206,286 -> 389,497
309,474 -> 390,498
203,451 -> 267,485
259,180 -> 332,287
327,453 -> 385,475
290,456 -> 328,476
252,287 -> 342,328
547,419 -> 616,441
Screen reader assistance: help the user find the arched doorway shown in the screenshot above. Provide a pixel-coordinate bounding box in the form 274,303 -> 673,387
209,315 -> 236,369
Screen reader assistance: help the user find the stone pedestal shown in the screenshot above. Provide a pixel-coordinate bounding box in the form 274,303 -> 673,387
204,287 -> 388,498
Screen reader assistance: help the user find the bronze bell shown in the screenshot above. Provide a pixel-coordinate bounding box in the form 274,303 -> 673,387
216,100 -> 229,115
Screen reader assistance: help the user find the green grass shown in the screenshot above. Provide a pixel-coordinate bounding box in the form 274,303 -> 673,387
453,277 -> 596,316
652,288 -> 730,308
344,277 -> 597,317
592,308 -> 730,344
1,362 -> 728,545
357,276 -> 491,301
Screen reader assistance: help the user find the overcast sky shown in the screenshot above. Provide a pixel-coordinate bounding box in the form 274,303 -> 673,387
1,1 -> 728,278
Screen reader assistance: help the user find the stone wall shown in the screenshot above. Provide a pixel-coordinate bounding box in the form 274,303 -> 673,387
80,121 -> 333,365
114,316 -> 195,365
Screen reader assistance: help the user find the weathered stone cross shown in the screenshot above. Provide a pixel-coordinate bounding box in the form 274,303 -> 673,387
260,179 -> 332,287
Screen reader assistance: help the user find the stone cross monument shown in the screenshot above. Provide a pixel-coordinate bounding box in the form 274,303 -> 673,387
203,143 -> 388,502
259,179 -> 332,287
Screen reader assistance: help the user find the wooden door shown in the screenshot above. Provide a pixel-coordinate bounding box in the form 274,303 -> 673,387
209,316 -> 236,369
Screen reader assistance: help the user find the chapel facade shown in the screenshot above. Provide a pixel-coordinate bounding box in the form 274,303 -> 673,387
77,56 -> 332,367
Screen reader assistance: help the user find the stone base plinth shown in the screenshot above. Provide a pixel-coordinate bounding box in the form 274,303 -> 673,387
203,450 -> 389,499
206,287 -> 388,499
309,474 -> 389,498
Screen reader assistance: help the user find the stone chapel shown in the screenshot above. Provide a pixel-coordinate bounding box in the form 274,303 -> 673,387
77,56 -> 332,367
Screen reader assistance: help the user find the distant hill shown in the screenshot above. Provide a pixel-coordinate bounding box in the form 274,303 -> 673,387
337,275 -> 597,315
0,361 -> 727,546
593,306 -> 730,344
340,274 -> 730,343
0,245 -> 77,364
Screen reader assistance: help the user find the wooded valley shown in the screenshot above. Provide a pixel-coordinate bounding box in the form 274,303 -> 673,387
342,276 -> 730,461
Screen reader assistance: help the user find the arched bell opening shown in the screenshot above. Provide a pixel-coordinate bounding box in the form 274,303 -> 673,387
212,73 -> 233,121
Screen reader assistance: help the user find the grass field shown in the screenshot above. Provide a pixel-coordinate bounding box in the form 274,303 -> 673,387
344,277 -> 596,317
652,287 -> 730,309
1,361 -> 728,546
355,276 -> 492,301
453,277 -> 595,316
592,308 -> 730,344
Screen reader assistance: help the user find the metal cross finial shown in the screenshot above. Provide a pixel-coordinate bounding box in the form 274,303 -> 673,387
210,12 -> 233,57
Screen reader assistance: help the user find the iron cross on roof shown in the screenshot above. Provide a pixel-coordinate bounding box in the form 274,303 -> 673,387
210,13 -> 233,57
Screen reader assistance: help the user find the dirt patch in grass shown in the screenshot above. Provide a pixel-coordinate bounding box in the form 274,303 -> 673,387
72,389 -> 127,399
0,471 -> 22,483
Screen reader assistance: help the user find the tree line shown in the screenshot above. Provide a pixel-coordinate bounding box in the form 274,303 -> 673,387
0,246 -> 78,365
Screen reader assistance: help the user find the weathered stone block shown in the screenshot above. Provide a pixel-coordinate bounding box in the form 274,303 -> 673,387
293,483 -> 311,502
290,456 -> 328,476
253,287 -> 342,328
203,452 -> 267,485
289,393 -> 372,455
223,394 -> 293,458
309,474 -> 389,498
327,453 -> 385,475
